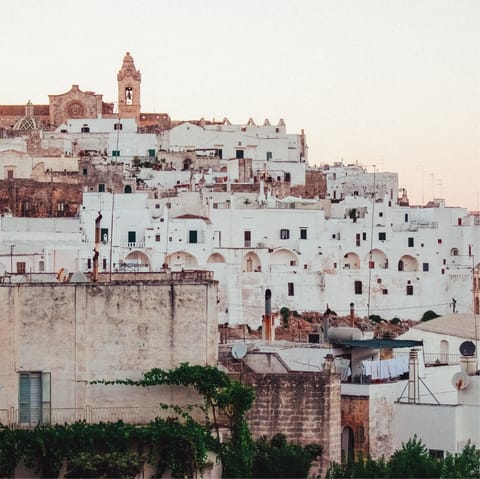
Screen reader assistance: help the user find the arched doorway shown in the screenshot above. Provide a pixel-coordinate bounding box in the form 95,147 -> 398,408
341,426 -> 355,463
123,251 -> 150,271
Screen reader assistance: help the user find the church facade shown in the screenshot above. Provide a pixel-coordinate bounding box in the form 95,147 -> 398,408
0,52 -> 171,136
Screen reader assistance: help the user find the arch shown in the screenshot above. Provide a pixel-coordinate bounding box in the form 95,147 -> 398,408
124,184 -> 132,193
440,339 -> 449,363
450,247 -> 459,256
164,251 -> 198,270
364,249 -> 388,269
243,252 -> 261,272
207,253 -> 225,264
341,426 -> 355,463
398,254 -> 418,272
123,250 -> 150,271
343,252 -> 360,270
269,248 -> 298,267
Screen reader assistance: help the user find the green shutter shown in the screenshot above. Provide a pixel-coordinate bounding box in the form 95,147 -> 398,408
189,230 -> 198,243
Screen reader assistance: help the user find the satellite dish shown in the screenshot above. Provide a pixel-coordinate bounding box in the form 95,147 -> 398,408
459,341 -> 476,357
451,371 -> 470,390
231,342 -> 247,359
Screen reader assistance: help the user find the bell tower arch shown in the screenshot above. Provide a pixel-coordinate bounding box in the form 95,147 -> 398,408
117,52 -> 141,122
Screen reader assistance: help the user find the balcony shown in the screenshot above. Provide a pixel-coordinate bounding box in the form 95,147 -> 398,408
0,405 -> 179,428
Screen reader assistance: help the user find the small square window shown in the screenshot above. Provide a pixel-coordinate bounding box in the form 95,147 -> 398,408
408,237 -> 414,247
379,212 -> 383,217
378,232 -> 386,241
406,285 -> 414,295
155,234 -> 161,242
382,289 -> 388,295
354,280 -> 363,294
189,230 -> 198,244
280,229 -> 290,240
438,238 -> 442,244
98,183 -> 105,193
300,228 -> 307,240
423,263 -> 429,272
362,232 -> 367,241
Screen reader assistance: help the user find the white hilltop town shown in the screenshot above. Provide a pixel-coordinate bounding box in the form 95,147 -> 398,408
0,52 -> 478,476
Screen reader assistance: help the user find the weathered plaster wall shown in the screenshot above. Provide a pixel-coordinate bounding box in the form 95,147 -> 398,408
0,279 -> 218,417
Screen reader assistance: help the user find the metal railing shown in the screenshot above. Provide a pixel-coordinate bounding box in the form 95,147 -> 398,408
2,406 -> 183,428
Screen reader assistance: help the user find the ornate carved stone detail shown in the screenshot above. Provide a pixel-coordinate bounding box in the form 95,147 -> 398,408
66,101 -> 85,118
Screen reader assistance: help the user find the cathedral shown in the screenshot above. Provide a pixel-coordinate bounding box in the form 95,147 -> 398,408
0,52 -> 171,136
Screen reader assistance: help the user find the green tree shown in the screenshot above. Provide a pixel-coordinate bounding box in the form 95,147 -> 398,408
441,442 -> 480,479
251,434 -> 322,478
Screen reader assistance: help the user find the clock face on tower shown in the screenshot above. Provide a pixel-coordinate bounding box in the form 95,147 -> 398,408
125,87 -> 133,105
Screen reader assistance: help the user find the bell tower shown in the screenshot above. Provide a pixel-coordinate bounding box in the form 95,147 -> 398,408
117,52 -> 141,122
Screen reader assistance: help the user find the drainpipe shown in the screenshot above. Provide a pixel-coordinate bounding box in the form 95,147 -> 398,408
350,302 -> 355,327
92,211 -> 102,282
262,289 -> 274,342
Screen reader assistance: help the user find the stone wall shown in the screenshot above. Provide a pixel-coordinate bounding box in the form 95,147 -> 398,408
244,370 -> 341,475
0,179 -> 82,216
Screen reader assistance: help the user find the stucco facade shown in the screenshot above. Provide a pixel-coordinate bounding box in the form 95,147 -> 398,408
0,274 -> 218,426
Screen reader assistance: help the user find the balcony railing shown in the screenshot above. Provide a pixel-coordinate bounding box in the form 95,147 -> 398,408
0,406 -> 181,428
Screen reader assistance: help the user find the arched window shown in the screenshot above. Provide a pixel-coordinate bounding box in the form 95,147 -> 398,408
124,185 -> 132,193
398,260 -> 404,271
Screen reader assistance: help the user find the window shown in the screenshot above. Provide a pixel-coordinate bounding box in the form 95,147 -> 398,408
124,185 -> 132,193
235,149 -> 244,159
244,230 -> 251,247
101,228 -> 109,242
215,148 -> 223,159
266,151 -> 272,161
280,229 -> 290,240
378,232 -> 386,241
406,285 -> 414,295
188,230 -> 198,244
57,202 -> 65,212
114,122 -> 123,131
125,87 -> 133,105
87,258 -> 91,269
112,150 -> 120,157
39,261 -> 44,272
155,234 -> 161,242
300,228 -> 307,240
356,233 -> 361,246
128,231 -> 136,244
382,289 -> 388,295
7,169 -> 14,179
404,213 -> 409,222
354,280 -> 363,294
81,126 -> 90,133
408,237 -> 414,247
82,167 -> 88,176
148,149 -> 155,157
288,282 -> 294,296
19,372 -> 51,426
98,183 -> 105,193
16,262 -> 26,274
102,258 -> 107,270
438,238 -> 442,244
362,232 -> 367,241
423,263 -> 429,272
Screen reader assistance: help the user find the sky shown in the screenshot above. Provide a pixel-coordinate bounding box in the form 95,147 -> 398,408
1,0 -> 479,209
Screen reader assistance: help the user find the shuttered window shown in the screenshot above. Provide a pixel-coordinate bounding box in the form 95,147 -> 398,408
19,372 -> 50,426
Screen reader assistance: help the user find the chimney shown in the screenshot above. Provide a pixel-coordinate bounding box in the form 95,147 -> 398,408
408,349 -> 420,403
262,289 -> 274,342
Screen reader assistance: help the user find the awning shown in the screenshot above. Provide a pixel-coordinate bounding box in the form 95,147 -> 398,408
334,339 -> 423,349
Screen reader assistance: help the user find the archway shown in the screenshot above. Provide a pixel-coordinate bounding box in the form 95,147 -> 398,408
398,255 -> 418,272
341,426 -> 355,463
164,251 -> 198,270
124,185 -> 132,193
343,252 -> 360,270
269,248 -> 298,268
207,253 -> 225,264
243,252 -> 261,272
364,249 -> 388,269
122,250 -> 150,271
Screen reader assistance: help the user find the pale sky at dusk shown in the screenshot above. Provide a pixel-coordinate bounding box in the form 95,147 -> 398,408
1,0 -> 479,209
